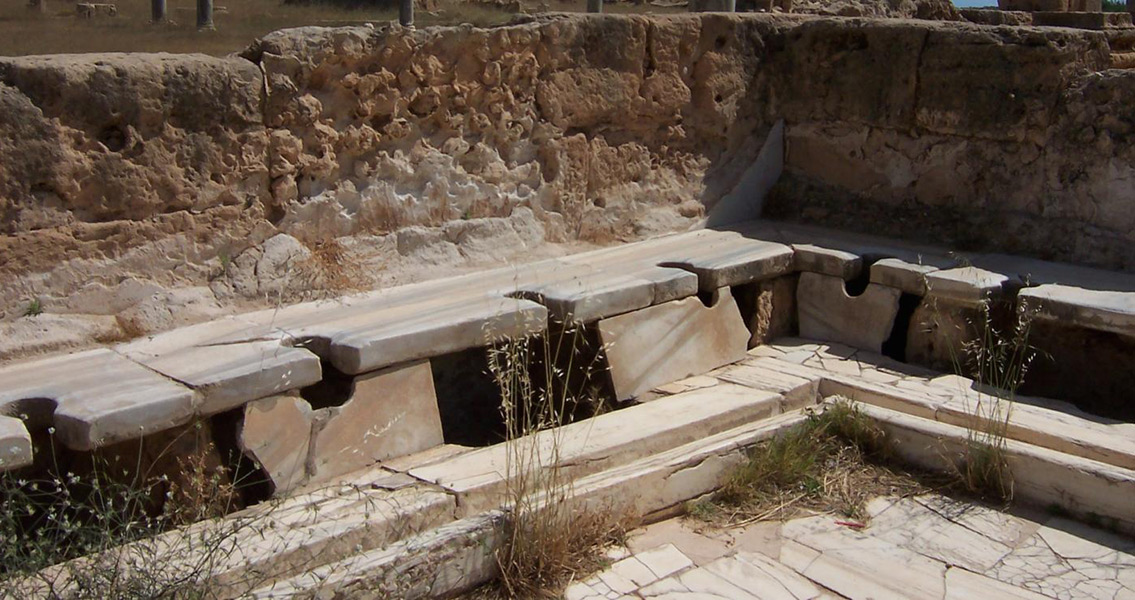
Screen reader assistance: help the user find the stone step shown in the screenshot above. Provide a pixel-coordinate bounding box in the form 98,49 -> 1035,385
248,410 -> 810,599
408,382 -> 796,516
17,471 -> 457,599
248,511 -> 506,599
745,340 -> 1135,473
824,373 -> 1135,473
562,410 -> 810,519
850,400 -> 1135,533
38,387 -> 805,598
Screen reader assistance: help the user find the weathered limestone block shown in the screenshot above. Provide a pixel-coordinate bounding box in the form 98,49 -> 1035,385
742,275 -> 797,347
0,53 -> 267,233
999,0 -> 1069,11
239,395 -> 314,494
797,272 -> 900,353
903,297 -> 977,372
599,288 -> 749,401
766,20 -> 928,130
1019,283 -> 1135,338
1033,11 -> 1109,30
916,25 -> 1108,143
308,360 -> 444,483
688,0 -> 736,11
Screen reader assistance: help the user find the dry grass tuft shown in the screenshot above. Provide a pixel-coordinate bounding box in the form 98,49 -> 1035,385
482,321 -> 629,599
495,504 -> 630,599
928,293 -> 1038,504
693,399 -> 939,526
302,237 -> 368,295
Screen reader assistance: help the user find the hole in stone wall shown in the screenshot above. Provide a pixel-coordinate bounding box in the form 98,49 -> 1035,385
695,287 -> 719,308
431,325 -> 619,447
98,124 -> 127,152
734,283 -> 760,332
842,259 -> 877,297
6,397 -> 57,431
881,293 -> 921,362
211,408 -> 273,506
543,323 -> 618,420
732,275 -> 800,346
431,347 -> 507,447
1,417 -> 262,546
266,201 -> 286,225
299,361 -> 356,411
1022,322 -> 1135,423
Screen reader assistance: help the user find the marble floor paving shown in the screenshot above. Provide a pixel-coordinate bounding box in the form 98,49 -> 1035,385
564,493 -> 1135,600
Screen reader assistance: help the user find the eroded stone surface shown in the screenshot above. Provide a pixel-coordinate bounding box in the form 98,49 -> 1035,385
987,519 -> 1135,600
240,395 -> 314,494
744,274 -> 798,347
599,288 -> 749,401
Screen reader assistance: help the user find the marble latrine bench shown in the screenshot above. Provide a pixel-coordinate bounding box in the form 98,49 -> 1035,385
0,220 -> 1132,496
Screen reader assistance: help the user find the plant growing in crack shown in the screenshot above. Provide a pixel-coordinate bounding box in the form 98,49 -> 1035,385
921,284 -> 1039,503
23,298 -> 43,317
481,308 -> 630,598
0,422 -> 288,599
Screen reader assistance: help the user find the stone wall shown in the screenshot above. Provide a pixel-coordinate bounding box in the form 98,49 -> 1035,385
1,14 -> 1133,326
763,19 -> 1135,272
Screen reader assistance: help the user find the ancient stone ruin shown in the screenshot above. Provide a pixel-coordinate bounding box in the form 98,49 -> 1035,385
1,9 -> 1134,600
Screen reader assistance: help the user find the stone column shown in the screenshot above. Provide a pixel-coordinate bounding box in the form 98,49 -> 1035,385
197,0 -> 214,29
587,0 -> 602,11
400,0 -> 414,27
152,0 -> 166,23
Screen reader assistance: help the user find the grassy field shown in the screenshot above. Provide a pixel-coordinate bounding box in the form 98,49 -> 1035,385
0,0 -> 683,56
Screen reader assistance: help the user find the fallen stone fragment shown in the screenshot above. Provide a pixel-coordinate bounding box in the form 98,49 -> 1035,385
239,395 -> 314,494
